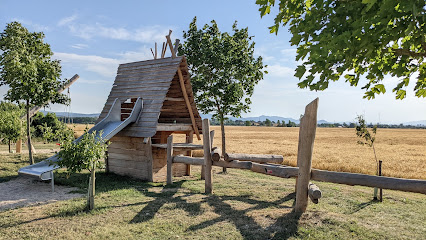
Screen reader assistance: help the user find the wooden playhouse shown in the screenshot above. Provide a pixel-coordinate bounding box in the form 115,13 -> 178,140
97,54 -> 203,182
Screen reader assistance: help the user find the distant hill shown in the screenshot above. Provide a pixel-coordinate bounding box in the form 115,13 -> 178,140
403,120 -> 426,126
200,114 -> 330,124
40,111 -> 99,118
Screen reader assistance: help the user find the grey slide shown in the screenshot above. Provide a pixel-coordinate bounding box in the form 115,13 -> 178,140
18,98 -> 143,189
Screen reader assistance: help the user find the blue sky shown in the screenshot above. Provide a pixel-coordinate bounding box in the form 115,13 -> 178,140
1,0 -> 425,124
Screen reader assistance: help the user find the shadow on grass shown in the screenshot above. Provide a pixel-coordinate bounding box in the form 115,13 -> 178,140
349,199 -> 378,214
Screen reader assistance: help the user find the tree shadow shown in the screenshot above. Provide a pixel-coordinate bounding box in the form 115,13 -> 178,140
187,192 -> 300,240
130,181 -> 202,223
348,199 -> 378,214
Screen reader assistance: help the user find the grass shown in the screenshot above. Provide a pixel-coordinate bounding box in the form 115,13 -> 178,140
0,150 -> 425,239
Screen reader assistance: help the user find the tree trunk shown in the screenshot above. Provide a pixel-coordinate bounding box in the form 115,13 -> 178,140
220,117 -> 227,173
26,101 -> 34,165
88,168 -> 96,210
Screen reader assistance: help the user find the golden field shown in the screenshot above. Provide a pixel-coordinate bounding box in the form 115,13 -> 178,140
179,126 -> 426,180
69,124 -> 426,179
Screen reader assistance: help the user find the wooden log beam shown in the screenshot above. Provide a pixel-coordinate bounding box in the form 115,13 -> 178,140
203,119 -> 213,194
173,155 -> 204,165
295,98 -> 319,213
213,160 -> 252,170
23,74 -> 80,120
166,30 -> 201,140
311,169 -> 426,194
211,148 -> 221,161
224,153 -> 283,164
251,163 -> 299,178
166,135 -> 173,185
185,130 -> 193,176
308,182 -> 322,204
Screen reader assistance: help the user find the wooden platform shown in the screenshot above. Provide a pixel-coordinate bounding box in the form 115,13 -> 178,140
151,143 -> 203,150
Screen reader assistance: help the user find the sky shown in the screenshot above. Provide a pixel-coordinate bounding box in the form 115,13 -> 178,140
1,0 -> 425,124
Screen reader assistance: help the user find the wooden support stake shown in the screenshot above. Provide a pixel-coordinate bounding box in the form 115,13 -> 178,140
211,148 -> 221,161
185,130 -> 193,176
308,182 -> 322,204
379,160 -> 383,202
295,98 -> 319,213
150,48 -> 155,58
155,42 -> 158,59
16,139 -> 22,153
203,119 -> 213,194
166,135 -> 174,185
173,39 -> 180,55
161,42 -> 166,58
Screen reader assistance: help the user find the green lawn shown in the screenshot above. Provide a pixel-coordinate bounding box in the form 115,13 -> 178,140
0,149 -> 425,239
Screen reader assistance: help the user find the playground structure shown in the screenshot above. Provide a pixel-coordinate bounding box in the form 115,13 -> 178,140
17,31 -> 426,213
166,98 -> 426,213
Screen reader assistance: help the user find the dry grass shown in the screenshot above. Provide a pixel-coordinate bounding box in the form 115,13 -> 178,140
67,124 -> 94,138
175,126 -> 426,180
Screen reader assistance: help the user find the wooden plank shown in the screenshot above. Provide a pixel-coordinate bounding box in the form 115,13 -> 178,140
202,119 -> 213,194
311,169 -> 426,194
151,143 -> 203,150
109,165 -> 148,179
167,135 -> 173,185
165,97 -> 185,102
173,155 -> 204,165
108,159 -> 148,170
118,56 -> 181,69
108,152 -> 149,162
251,163 -> 299,178
224,153 -> 283,164
213,160 -> 252,169
178,67 -> 200,140
156,124 -> 193,132
295,98 -> 319,213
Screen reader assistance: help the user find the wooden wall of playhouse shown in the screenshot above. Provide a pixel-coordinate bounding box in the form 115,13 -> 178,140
107,131 -> 191,182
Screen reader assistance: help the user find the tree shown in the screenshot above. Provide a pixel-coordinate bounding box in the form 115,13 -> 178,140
179,17 -> 266,172
31,112 -> 72,143
245,120 -> 252,126
277,120 -> 281,127
265,118 -> 272,126
257,0 -> 426,100
0,102 -> 24,152
355,115 -> 379,200
56,130 -> 109,210
0,22 -> 69,164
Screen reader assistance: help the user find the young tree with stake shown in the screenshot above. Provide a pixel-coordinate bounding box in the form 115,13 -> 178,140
0,22 -> 69,164
179,17 -> 266,172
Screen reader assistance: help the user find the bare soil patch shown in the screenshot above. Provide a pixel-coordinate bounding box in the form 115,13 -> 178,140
0,176 -> 83,211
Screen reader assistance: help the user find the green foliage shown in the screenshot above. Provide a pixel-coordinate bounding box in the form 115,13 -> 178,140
31,112 -> 73,142
287,120 -> 297,127
179,17 -> 266,121
245,120 -> 252,126
355,115 -> 377,147
56,129 -> 108,174
0,22 -> 69,106
0,102 -> 24,144
257,0 -> 426,99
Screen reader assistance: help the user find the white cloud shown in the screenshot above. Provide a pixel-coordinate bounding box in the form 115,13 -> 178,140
57,14 -> 77,26
70,43 -> 89,49
266,64 -> 295,77
64,22 -> 171,43
11,18 -> 49,32
54,52 -> 120,78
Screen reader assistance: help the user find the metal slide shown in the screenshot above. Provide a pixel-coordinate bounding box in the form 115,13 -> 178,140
18,98 -> 143,188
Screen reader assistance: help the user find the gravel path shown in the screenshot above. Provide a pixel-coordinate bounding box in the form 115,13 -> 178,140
0,177 -> 84,211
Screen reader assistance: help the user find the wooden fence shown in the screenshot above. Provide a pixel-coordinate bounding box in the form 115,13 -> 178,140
166,98 -> 426,213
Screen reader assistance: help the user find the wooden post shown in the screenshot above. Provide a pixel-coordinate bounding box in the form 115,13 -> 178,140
295,98 -> 319,213
16,139 -> 22,153
167,135 -> 174,185
185,130 -> 193,176
379,160 -> 383,202
203,119 -> 213,194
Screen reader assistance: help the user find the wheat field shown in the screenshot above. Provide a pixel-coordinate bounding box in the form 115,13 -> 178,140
69,124 -> 425,179
180,126 -> 426,180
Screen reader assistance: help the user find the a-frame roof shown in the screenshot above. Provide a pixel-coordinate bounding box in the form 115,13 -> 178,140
97,56 -> 202,138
